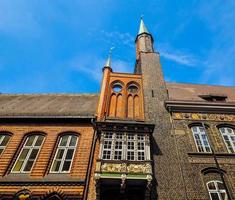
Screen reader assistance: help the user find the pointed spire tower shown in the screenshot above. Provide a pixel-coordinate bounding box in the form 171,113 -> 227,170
135,17 -> 154,61
103,47 -> 114,69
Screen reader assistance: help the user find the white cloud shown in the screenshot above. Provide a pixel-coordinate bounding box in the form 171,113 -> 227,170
160,50 -> 197,67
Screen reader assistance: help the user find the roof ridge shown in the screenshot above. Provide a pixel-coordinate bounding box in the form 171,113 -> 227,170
166,81 -> 235,88
0,93 -> 99,96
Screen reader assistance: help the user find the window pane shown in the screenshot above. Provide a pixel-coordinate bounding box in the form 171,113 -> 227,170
220,192 -> 228,200
51,160 -> 61,172
60,136 -> 69,146
62,161 -> 71,171
29,149 -> 39,160
127,141 -> 134,150
35,136 -> 44,146
138,152 -> 145,160
217,182 -> 225,190
1,135 -> 10,146
208,182 -> 216,190
56,149 -> 65,159
114,151 -> 122,160
19,149 -> 29,160
65,149 -> 74,160
69,136 -> 77,146
13,160 -> 24,172
210,193 -> 220,200
25,136 -> 35,146
23,160 -> 34,172
102,150 -> 111,160
220,128 -> 225,133
127,151 -> 134,160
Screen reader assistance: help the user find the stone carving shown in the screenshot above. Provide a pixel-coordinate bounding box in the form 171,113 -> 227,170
173,112 -> 235,122
127,163 -> 152,174
101,163 -> 126,173
99,162 -> 152,174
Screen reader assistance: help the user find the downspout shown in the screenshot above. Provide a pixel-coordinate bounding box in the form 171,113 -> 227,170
83,118 -> 98,200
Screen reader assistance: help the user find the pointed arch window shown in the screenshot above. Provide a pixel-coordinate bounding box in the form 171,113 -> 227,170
50,134 -> 78,173
191,126 -> 211,153
0,133 -> 11,156
207,181 -> 228,200
219,127 -> 235,153
12,134 -> 44,173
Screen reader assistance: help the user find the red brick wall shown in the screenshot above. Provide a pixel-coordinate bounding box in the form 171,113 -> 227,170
0,123 -> 95,197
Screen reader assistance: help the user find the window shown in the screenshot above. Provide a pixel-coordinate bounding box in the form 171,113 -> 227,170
112,83 -> 122,93
101,132 -> 149,161
191,126 -> 211,152
12,134 -> 44,173
207,181 -> 228,200
128,84 -> 138,93
199,95 -> 227,102
0,134 -> 11,155
219,127 -> 235,153
50,135 -> 78,173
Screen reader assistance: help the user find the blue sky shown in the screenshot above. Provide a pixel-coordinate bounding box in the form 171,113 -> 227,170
0,0 -> 235,93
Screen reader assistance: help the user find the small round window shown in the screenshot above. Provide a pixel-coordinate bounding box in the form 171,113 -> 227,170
112,84 -> 122,93
128,84 -> 138,93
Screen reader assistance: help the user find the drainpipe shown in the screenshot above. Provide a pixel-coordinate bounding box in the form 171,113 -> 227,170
83,118 -> 98,200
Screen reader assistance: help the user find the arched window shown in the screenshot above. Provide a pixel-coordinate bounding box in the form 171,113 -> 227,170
219,127 -> 235,153
0,133 -> 11,156
12,134 -> 45,173
191,126 -> 211,152
50,134 -> 78,173
14,189 -> 31,200
207,181 -> 228,200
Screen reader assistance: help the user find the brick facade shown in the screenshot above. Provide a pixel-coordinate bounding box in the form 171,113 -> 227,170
0,18 -> 234,200
0,123 -> 95,199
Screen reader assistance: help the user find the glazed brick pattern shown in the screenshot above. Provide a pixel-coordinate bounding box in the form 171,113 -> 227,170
138,52 -> 235,199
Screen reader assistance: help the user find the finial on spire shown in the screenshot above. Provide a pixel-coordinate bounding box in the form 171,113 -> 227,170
104,47 -> 114,67
138,16 -> 149,35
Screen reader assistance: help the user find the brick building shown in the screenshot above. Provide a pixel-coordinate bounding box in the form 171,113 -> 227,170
0,18 -> 234,200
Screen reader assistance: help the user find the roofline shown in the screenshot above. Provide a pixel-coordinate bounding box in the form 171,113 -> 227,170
166,81 -> 235,88
0,116 -> 96,124
0,115 -> 96,119
165,100 -> 235,114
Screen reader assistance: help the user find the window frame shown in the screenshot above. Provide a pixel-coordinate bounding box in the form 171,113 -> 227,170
219,127 -> 235,153
50,134 -> 78,173
11,134 -> 45,173
0,133 -> 11,156
101,132 -> 149,161
191,126 -> 212,153
207,180 -> 228,200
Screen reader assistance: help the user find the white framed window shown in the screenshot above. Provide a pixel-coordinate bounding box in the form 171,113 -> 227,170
0,134 -> 11,156
191,126 -> 211,153
50,135 -> 78,173
207,181 -> 228,200
101,132 -> 149,161
219,127 -> 235,153
12,135 -> 44,173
